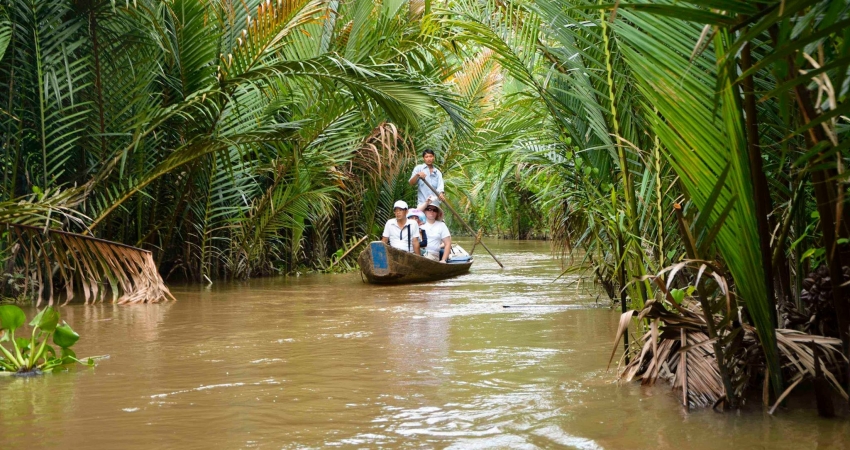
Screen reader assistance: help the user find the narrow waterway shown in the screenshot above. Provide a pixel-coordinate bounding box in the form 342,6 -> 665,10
1,240 -> 847,449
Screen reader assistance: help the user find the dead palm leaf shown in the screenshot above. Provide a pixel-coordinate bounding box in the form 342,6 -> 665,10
2,223 -> 175,305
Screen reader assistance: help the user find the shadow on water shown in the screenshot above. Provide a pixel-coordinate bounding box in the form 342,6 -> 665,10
2,240 -> 848,449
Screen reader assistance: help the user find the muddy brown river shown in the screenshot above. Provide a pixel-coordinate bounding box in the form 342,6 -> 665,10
1,241 -> 848,449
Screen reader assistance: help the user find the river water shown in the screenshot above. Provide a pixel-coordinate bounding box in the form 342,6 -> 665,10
1,240 -> 847,449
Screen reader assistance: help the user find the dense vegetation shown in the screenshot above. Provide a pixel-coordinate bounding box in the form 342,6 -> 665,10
2,0 -> 849,412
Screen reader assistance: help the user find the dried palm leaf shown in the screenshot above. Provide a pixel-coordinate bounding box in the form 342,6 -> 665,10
2,223 -> 175,305
615,297 -> 848,410
348,122 -> 414,188
773,329 -> 848,402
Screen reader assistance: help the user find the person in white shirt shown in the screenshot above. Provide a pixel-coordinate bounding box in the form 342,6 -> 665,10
381,200 -> 420,254
409,149 -> 445,207
420,203 -> 451,263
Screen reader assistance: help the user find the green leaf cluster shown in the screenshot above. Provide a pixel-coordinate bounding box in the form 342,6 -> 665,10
0,305 -> 91,374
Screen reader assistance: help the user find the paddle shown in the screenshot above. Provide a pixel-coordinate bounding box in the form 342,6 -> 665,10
327,235 -> 368,270
417,177 -> 504,268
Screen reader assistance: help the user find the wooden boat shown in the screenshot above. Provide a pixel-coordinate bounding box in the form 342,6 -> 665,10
358,241 -> 473,284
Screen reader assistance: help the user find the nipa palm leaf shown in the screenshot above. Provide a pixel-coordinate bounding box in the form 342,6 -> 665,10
611,6 -> 783,396
2,222 -> 174,305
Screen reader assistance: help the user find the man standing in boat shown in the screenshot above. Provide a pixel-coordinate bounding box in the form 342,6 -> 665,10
409,149 -> 445,207
381,200 -> 421,254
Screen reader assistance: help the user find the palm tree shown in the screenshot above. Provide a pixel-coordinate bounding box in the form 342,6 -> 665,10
1,0 -> 468,284
445,0 -> 849,409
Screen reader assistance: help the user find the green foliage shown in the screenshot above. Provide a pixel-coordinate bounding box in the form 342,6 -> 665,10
443,0 -> 849,406
1,0 -> 848,407
0,305 -> 92,374
0,0 -> 462,280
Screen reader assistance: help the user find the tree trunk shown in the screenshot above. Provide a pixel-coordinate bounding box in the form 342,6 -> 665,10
740,42 -> 777,327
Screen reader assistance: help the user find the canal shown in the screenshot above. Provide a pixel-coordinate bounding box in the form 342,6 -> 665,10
1,241 -> 847,448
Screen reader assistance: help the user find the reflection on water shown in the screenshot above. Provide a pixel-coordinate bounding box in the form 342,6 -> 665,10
1,240 -> 848,449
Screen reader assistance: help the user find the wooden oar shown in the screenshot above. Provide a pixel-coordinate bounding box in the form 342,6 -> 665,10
418,177 -> 504,268
327,235 -> 368,270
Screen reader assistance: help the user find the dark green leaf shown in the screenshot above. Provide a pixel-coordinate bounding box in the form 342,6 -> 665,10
61,347 -> 76,360
53,323 -> 80,348
692,162 -> 731,239
792,102 -> 850,139
0,305 -> 25,332
762,55 -> 850,101
735,18 -> 850,82
31,307 -> 60,332
14,337 -> 31,352
698,194 -> 738,257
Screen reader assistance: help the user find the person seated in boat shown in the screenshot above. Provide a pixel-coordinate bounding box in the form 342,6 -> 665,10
420,203 -> 451,263
407,209 -> 428,255
416,194 -> 438,212
381,200 -> 420,254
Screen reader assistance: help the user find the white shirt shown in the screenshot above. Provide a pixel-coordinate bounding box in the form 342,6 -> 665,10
382,218 -> 420,252
421,221 -> 450,255
411,163 -> 444,206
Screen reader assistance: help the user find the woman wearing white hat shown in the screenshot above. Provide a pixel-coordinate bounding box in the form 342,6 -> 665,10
420,203 -> 451,263
381,200 -> 420,254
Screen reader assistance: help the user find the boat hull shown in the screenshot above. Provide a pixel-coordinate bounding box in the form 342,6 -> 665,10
358,241 -> 473,284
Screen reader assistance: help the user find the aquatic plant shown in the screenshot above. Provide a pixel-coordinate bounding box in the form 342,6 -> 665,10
0,305 -> 92,375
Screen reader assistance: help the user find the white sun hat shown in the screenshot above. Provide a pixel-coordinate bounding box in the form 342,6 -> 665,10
393,200 -> 409,209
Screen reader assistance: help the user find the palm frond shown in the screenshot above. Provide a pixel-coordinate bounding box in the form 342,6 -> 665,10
612,6 -> 783,394
2,222 -> 174,305
0,17 -> 10,61
220,0 -> 327,78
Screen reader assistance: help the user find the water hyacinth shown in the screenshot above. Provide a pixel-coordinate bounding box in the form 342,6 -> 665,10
0,305 -> 93,375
